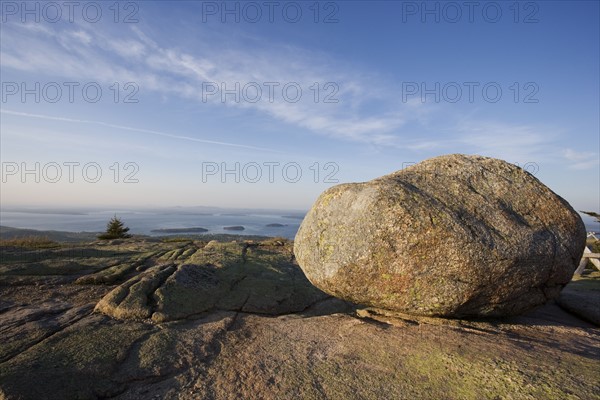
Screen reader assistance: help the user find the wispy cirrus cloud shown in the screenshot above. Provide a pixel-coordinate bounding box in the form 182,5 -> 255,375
448,120 -> 598,170
2,17 -> 595,171
562,149 -> 600,170
0,109 -> 278,152
1,19 -> 415,145
455,121 -> 555,161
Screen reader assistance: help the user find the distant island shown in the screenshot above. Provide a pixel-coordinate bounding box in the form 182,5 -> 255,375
161,212 -> 213,216
266,223 -> 287,227
151,227 -> 209,233
281,215 -> 304,220
223,226 -> 245,231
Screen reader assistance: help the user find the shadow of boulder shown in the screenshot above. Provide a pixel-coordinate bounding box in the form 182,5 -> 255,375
95,241 -> 343,322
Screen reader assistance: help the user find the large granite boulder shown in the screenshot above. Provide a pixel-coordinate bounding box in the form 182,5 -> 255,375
294,154 -> 587,318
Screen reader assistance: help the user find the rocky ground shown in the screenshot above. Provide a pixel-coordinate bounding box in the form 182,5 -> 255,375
0,237 -> 599,400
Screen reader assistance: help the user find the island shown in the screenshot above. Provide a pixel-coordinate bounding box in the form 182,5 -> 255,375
223,226 -> 245,231
266,223 -> 287,227
151,227 -> 208,233
281,215 -> 305,220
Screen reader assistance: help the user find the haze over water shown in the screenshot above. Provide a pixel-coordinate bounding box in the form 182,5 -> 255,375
0,207 -> 306,239
1,207 -> 598,240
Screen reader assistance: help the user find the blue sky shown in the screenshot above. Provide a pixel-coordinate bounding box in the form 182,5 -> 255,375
1,0 -> 598,213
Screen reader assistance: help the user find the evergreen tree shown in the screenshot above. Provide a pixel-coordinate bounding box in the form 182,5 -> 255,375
98,215 -> 132,240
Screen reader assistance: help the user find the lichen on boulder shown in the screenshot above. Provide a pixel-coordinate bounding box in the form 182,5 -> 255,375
294,154 -> 587,318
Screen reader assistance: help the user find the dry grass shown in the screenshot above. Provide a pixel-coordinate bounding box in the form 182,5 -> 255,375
0,236 -> 59,249
160,237 -> 193,243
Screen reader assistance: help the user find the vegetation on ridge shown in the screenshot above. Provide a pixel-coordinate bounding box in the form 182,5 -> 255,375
98,215 -> 131,240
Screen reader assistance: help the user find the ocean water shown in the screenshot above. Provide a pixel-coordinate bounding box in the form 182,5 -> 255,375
0,208 -> 306,239
1,208 -> 598,240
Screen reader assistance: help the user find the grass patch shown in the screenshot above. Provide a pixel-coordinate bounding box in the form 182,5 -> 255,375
161,237 -> 193,243
0,236 -> 59,249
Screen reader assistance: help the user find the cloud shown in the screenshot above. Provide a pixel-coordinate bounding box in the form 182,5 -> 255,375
69,30 -> 92,45
454,121 -> 556,162
0,110 -> 279,152
2,17 -> 589,166
0,19 -> 414,145
563,149 -> 600,170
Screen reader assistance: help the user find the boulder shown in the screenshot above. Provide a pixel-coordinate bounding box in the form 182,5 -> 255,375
294,154 -> 587,317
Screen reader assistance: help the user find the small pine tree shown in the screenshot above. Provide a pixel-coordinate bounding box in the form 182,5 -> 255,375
98,215 -> 132,240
